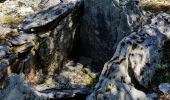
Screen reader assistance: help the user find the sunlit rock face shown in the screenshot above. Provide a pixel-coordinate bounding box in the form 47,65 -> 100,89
0,0 -> 170,99
37,14 -> 81,75
87,13 -> 170,100
0,61 -> 94,100
0,0 -> 94,99
79,0 -> 143,65
87,79 -> 147,100
1,74 -> 59,100
19,0 -> 82,32
0,0 -> 62,38
19,0 -> 83,75
0,0 -> 84,99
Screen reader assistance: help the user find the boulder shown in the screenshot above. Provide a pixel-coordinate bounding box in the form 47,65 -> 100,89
1,74 -> 54,100
1,72 -> 93,99
87,13 -> 170,99
87,79 -> 147,100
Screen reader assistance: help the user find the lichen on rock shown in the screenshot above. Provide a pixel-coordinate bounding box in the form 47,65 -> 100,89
0,0 -> 170,100
87,13 -> 170,100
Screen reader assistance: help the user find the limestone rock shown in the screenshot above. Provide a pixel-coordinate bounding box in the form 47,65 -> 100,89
13,42 -> 34,53
0,0 -> 35,38
87,79 -> 147,100
9,32 -> 36,46
1,74 -> 92,100
37,2 -> 83,74
0,0 -> 83,88
0,59 -> 9,79
147,93 -> 158,100
88,13 -> 170,99
0,45 -> 10,58
0,0 -> 61,38
80,0 -> 143,64
1,74 -> 54,100
1,0 -> 170,99
19,0 -> 82,32
159,83 -> 170,94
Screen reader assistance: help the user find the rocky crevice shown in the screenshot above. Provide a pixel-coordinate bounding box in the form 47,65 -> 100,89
0,0 -> 170,100
79,0 -> 143,65
0,0 -> 91,99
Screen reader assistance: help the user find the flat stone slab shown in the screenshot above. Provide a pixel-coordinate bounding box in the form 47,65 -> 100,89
19,0 -> 82,32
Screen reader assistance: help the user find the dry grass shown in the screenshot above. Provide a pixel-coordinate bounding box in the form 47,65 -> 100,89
141,1 -> 170,14
0,15 -> 23,24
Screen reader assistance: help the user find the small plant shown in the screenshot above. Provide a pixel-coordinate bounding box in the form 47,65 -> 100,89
45,78 -> 58,87
157,64 -> 165,70
0,14 -> 22,24
86,75 -> 95,88
83,67 -> 96,88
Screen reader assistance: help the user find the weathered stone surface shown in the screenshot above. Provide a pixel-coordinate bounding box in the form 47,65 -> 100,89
0,0 -> 63,38
0,73 -> 93,100
1,74 -> 53,100
147,93 -> 158,100
40,87 -> 92,99
159,83 -> 170,94
0,0 -> 35,90
19,0 -> 82,32
58,61 -> 95,88
0,45 -> 10,58
1,0 -> 170,99
9,32 -> 36,46
0,59 -> 9,79
0,1 -> 86,100
0,0 -> 83,83
79,0 -> 143,64
37,1 -> 83,75
88,13 -> 170,99
87,79 -> 147,100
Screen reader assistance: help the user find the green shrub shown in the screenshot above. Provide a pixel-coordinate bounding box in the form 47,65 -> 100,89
0,0 -> 6,3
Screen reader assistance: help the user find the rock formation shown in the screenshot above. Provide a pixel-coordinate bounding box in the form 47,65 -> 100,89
0,0 -> 91,99
87,13 -> 170,100
20,0 -> 83,75
80,0 -> 143,65
0,0 -> 170,99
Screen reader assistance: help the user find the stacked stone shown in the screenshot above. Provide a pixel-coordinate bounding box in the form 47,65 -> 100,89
0,0 -> 84,99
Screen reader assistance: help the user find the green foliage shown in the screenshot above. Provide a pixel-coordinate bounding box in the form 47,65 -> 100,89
83,67 -> 96,88
0,0 -> 6,3
157,64 -> 164,70
155,63 -> 170,83
45,78 -> 58,88
154,41 -> 170,83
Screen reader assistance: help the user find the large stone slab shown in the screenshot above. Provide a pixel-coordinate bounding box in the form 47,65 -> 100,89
88,13 -> 170,99
19,0 -> 82,32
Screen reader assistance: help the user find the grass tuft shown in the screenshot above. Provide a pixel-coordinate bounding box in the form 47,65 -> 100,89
141,1 -> 170,14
